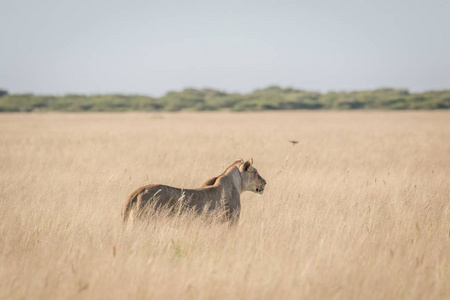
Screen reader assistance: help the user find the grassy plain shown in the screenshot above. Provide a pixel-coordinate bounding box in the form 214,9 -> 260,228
0,111 -> 449,299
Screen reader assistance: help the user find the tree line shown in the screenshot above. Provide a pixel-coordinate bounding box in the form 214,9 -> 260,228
0,86 -> 449,112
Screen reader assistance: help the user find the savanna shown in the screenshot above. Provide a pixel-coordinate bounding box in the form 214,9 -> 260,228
0,111 -> 449,299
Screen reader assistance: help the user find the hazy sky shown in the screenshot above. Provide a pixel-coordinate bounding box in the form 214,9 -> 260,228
1,0 -> 449,96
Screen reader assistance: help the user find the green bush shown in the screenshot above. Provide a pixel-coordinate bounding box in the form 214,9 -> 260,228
0,87 -> 449,112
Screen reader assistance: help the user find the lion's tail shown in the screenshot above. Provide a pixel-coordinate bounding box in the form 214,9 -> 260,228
122,193 -> 138,223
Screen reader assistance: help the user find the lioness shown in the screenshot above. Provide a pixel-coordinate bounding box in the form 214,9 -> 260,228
122,158 -> 266,224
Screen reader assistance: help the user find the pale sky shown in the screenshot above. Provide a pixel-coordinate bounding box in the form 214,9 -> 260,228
1,0 -> 449,96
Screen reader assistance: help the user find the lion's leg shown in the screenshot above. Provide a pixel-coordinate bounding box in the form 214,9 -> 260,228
136,188 -> 166,219
228,210 -> 240,227
136,190 -> 150,219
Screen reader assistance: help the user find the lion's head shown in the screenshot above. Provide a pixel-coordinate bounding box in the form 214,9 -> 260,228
239,158 -> 266,195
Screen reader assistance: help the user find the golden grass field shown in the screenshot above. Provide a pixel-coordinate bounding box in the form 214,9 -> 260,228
1,111 -> 449,299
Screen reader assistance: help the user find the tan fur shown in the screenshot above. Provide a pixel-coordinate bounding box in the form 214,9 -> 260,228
200,159 -> 244,187
122,159 -> 266,224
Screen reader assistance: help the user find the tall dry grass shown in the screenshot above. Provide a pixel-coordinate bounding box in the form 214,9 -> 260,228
0,111 -> 449,299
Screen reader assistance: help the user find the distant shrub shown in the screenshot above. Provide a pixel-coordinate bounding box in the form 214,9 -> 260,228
0,89 -> 8,97
0,87 -> 449,112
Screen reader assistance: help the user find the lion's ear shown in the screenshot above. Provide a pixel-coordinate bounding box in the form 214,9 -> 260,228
243,158 -> 253,171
